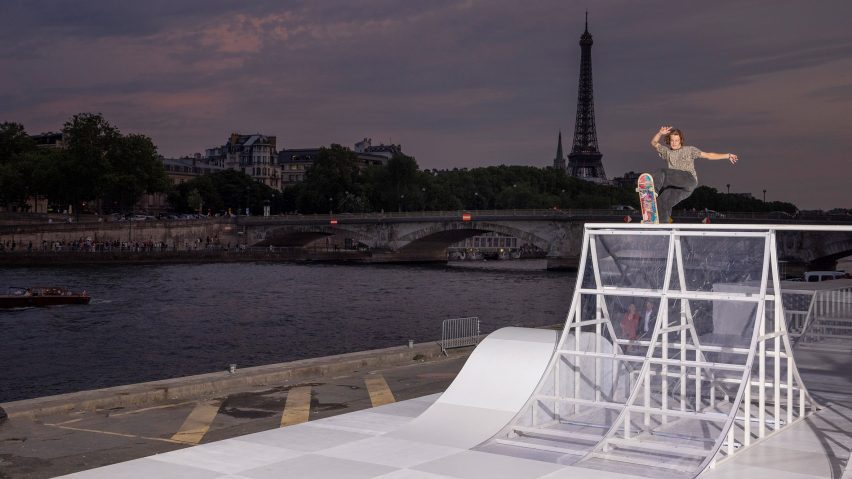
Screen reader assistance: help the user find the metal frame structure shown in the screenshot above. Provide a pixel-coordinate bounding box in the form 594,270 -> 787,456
486,223 -> 852,478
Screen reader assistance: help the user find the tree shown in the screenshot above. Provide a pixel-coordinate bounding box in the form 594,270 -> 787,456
295,145 -> 362,213
103,133 -> 170,212
61,113 -> 119,211
0,122 -> 38,209
168,169 -> 275,215
0,122 -> 35,163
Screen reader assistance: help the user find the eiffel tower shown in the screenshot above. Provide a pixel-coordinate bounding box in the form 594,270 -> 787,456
566,13 -> 607,183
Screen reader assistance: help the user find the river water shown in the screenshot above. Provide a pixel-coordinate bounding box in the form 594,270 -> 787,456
0,260 -> 574,402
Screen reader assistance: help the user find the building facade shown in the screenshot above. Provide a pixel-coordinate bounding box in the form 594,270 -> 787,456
205,133 -> 282,190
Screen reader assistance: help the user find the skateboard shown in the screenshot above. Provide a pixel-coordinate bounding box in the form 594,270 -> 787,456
636,173 -> 659,224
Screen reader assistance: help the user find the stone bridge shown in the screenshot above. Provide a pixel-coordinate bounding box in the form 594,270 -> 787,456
238,210 -> 852,271
2,210 -> 850,271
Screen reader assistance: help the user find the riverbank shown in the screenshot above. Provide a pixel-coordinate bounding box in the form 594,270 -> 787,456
0,341 -> 476,478
0,249 -> 371,266
0,338 -> 463,420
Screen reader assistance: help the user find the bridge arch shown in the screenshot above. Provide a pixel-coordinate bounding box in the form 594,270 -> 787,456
254,225 -> 371,248
395,221 -> 552,257
779,231 -> 852,269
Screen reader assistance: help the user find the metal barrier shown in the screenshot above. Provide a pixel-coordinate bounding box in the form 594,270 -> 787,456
440,317 -> 480,355
790,282 -> 852,350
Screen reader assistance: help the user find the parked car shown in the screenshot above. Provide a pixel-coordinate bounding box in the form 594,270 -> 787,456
804,271 -> 847,282
702,209 -> 726,218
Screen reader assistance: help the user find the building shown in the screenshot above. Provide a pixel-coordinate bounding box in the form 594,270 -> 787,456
30,132 -> 66,149
612,171 -> 641,189
552,131 -> 566,170
278,148 -> 320,188
204,133 -> 282,190
355,137 -> 402,162
162,155 -> 227,185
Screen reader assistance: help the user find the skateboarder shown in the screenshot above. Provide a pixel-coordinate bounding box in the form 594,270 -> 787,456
650,126 -> 739,222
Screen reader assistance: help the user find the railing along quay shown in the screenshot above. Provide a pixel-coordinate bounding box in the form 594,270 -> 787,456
2,210 -> 851,234
235,209 -> 852,225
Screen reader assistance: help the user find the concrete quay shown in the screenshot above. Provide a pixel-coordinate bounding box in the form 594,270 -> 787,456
0,249 -> 369,267
0,340 -> 477,478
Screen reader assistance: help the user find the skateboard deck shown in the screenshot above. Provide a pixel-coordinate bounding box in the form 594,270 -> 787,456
636,173 -> 659,224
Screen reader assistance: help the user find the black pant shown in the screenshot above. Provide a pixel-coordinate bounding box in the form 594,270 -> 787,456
654,169 -> 697,222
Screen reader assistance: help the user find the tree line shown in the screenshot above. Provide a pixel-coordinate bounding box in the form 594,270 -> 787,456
1,113 -> 798,216
169,144 -> 640,215
0,114 -> 168,214
172,144 -> 797,215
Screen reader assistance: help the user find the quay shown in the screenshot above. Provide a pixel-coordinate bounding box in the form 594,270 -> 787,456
0,248 -> 370,267
1,328 -> 849,479
0,338 -> 482,478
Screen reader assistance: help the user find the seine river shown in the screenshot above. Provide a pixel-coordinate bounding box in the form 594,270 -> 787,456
0,260 -> 574,402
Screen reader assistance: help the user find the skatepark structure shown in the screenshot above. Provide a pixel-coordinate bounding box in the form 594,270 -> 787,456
59,223 -> 852,479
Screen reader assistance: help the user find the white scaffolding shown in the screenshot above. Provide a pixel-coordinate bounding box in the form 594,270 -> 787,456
485,224 -> 852,478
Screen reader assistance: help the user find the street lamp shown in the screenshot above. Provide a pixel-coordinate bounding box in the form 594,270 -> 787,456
328,197 -> 333,215
245,187 -> 251,216
726,184 -> 731,194
763,189 -> 767,203
399,194 -> 405,213
421,187 -> 426,213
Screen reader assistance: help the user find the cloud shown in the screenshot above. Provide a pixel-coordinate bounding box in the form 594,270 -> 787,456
2,0 -> 852,209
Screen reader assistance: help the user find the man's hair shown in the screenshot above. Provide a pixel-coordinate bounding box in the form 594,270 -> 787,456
665,128 -> 685,146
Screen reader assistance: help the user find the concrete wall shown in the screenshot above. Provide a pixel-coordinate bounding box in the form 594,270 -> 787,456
0,219 -> 240,249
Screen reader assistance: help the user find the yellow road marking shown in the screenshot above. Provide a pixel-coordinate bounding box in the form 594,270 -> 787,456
364,375 -> 396,407
170,400 -> 222,444
280,386 -> 312,427
45,423 -> 184,444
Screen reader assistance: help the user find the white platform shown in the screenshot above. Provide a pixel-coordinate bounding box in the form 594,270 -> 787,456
58,326 -> 852,479
57,387 -> 852,479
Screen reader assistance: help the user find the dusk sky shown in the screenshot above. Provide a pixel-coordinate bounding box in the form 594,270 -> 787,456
2,0 -> 851,209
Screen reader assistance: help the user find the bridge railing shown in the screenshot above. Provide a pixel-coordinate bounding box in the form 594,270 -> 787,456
236,209 -> 637,224
235,209 -> 852,224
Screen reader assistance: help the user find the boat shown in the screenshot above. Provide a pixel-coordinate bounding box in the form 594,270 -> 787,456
0,287 -> 91,308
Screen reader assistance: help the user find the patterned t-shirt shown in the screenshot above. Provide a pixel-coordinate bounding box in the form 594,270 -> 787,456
655,144 -> 702,179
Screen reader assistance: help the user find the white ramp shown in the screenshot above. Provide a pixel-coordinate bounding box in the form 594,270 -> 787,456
387,326 -> 558,448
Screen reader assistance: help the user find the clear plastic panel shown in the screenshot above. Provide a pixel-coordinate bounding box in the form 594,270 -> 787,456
669,235 -> 766,292
586,234 -> 671,290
